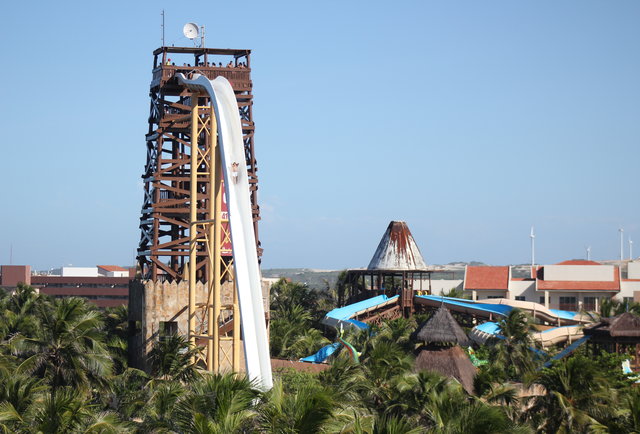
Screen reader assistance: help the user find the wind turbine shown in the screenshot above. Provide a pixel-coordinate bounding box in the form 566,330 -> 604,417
530,226 -> 535,267
586,246 -> 591,261
619,228 -> 624,262
630,238 -> 634,260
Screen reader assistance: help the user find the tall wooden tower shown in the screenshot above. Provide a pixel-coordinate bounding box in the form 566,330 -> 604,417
137,47 -> 261,282
130,47 -> 264,373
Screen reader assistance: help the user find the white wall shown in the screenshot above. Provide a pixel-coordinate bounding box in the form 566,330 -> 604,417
617,281 -> 640,301
543,265 -> 614,282
61,267 -> 98,277
628,262 -> 640,279
508,280 -> 536,300
467,290 -> 508,301
429,279 -> 463,294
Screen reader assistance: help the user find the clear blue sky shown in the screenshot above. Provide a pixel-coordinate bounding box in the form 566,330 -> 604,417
1,1 -> 638,270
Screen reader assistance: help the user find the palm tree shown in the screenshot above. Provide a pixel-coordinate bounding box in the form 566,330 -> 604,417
0,386 -> 131,434
287,328 -> 330,359
138,381 -> 187,432
598,297 -> 640,318
270,279 -> 320,316
0,283 -> 43,340
488,309 -> 538,381
526,355 -> 615,432
270,303 -> 330,359
103,306 -> 129,374
0,372 -> 45,422
103,367 -> 150,422
359,340 -> 414,413
14,297 -> 113,400
172,373 -> 260,433
148,333 -> 201,383
318,356 -> 368,403
618,387 -> 640,432
376,317 -> 416,352
431,402 -> 531,434
256,380 -> 335,433
369,414 -> 423,434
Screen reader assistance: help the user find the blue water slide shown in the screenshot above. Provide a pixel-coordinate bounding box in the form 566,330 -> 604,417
542,336 -> 590,368
300,342 -> 341,363
300,294 -> 401,363
322,295 -> 400,329
416,295 -> 514,317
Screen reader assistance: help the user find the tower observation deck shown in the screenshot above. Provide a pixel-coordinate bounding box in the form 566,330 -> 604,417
137,46 -> 261,282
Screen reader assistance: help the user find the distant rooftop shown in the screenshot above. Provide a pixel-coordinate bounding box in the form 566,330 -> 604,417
464,266 -> 510,290
97,265 -> 127,272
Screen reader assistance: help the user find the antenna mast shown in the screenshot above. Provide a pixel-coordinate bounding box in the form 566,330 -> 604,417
530,226 -> 535,267
161,10 -> 165,47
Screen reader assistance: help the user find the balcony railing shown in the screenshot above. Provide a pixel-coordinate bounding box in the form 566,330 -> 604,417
152,66 -> 251,90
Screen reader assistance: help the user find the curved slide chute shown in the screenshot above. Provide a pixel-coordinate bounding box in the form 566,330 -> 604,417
470,321 -> 584,348
322,295 -> 399,330
177,73 -> 272,390
415,295 -> 588,325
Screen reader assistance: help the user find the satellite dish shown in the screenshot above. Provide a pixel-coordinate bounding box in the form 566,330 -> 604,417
183,22 -> 199,39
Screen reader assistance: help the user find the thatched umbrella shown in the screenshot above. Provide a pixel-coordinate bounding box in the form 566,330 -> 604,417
414,305 -> 476,394
415,305 -> 472,347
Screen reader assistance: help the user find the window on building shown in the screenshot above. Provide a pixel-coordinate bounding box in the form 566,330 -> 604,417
159,321 -> 178,341
623,297 -> 634,305
539,296 -> 545,305
487,295 -> 503,299
515,296 -> 525,301
559,296 -> 577,311
583,296 -> 597,312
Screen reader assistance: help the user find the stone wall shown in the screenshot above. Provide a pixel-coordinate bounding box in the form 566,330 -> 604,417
128,277 -> 271,372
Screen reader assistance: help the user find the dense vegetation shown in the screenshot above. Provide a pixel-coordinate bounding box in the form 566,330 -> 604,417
0,281 -> 639,433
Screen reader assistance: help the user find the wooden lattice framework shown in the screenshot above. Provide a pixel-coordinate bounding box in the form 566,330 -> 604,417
137,47 -> 261,282
345,269 -> 435,316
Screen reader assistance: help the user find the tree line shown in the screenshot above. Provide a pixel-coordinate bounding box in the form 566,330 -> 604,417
0,280 -> 639,432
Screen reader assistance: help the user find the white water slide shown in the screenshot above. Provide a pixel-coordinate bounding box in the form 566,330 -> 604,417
177,73 -> 273,390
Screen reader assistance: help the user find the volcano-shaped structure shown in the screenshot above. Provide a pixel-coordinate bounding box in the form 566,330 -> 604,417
368,221 -> 427,270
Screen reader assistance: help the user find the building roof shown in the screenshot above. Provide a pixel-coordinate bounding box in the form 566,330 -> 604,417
584,313 -> 640,338
97,265 -> 128,272
555,260 -> 601,266
415,306 -> 471,346
367,221 -> 427,270
415,346 -> 476,394
463,266 -> 509,290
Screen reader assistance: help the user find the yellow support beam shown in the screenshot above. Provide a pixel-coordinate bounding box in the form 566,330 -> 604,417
188,99 -> 242,373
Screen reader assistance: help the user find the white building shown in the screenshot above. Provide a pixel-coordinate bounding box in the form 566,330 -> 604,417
61,267 -> 99,277
97,265 -> 130,278
463,260 -> 640,311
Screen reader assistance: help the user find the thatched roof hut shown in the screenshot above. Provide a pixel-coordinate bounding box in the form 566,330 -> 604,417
584,312 -> 640,340
414,306 -> 476,394
415,305 -> 472,347
415,346 -> 477,394
583,312 -> 640,366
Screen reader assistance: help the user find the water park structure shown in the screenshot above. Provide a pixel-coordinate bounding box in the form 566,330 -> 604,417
123,37 -> 640,389
129,44 -> 272,389
302,221 -> 622,365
